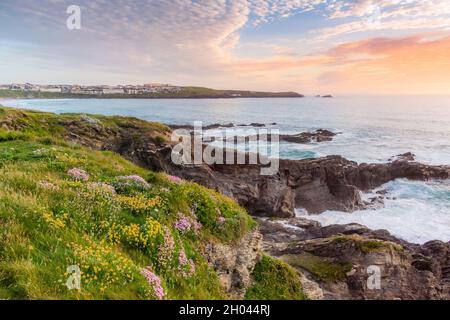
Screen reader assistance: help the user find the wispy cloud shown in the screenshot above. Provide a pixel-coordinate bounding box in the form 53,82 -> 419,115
1,0 -> 450,94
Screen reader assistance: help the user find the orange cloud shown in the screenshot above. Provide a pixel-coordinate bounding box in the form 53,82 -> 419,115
321,33 -> 450,94
219,32 -> 450,95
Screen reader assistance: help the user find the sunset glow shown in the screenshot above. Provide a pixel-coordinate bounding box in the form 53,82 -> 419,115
1,0 -> 450,94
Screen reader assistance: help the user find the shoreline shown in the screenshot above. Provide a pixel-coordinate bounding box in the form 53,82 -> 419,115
1,106 -> 450,299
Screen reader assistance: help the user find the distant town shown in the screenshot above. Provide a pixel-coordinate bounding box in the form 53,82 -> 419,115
0,83 -> 313,99
0,83 -> 183,95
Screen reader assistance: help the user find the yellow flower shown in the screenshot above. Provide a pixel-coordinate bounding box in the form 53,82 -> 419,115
42,211 -> 66,229
116,194 -> 162,213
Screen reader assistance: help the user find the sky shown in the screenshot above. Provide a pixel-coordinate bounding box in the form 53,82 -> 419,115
1,0 -> 450,95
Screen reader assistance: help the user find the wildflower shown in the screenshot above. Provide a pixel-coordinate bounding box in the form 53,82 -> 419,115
192,220 -> 202,233
38,181 -> 59,191
71,239 -> 136,290
140,267 -> 165,300
116,194 -> 162,214
114,175 -> 150,191
87,182 -> 116,195
121,218 -> 162,249
217,216 -> 226,225
42,211 -> 67,229
67,168 -> 90,182
174,213 -> 192,233
178,249 -> 195,278
157,227 -> 175,268
167,175 -> 183,184
143,217 -> 162,239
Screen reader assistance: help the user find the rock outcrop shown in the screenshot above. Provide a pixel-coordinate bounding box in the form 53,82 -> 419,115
56,114 -> 450,300
168,122 -> 277,130
259,218 -> 450,300
60,117 -> 450,218
280,129 -> 337,144
205,230 -> 262,298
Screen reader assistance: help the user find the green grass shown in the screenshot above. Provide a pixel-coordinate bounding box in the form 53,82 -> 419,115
245,255 -> 307,300
332,235 -> 403,253
0,106 -> 262,300
281,253 -> 353,283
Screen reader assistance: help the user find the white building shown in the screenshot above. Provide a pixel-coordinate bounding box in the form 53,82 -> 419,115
103,87 -> 125,94
40,86 -> 62,93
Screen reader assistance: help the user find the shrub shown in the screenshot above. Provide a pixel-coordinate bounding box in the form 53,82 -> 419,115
245,255 -> 307,300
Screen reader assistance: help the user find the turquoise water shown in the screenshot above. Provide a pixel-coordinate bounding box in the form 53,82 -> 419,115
3,96 -> 450,243
4,96 -> 450,164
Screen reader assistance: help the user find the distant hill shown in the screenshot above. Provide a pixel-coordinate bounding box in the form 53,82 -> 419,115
0,87 -> 304,99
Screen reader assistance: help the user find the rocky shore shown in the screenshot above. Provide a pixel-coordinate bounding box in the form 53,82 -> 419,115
258,218 -> 450,299
58,115 -> 450,300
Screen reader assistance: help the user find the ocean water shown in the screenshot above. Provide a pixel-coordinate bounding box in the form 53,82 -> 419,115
304,179 -> 450,244
3,96 -> 450,243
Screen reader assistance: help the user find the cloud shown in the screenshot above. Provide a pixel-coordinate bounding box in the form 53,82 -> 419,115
315,0 -> 450,39
309,32 -> 450,94
1,1 -> 450,94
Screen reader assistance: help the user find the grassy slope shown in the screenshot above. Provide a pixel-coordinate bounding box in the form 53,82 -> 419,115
0,88 -> 303,99
0,106 -> 305,300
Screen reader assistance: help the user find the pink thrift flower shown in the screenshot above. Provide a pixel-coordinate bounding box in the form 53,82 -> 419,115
167,175 -> 183,184
140,267 -> 165,300
178,249 -> 195,278
67,168 -> 90,182
174,213 -> 192,233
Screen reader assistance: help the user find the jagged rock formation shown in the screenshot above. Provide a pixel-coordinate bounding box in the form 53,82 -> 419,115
259,218 -> 450,300
205,230 -> 262,298
60,117 -> 450,218
57,115 -> 450,300
168,122 -> 276,130
279,129 -> 337,144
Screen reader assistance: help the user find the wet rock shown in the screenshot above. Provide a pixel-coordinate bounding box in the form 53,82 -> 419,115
279,129 -> 337,144
390,152 -> 416,162
168,122 -> 277,131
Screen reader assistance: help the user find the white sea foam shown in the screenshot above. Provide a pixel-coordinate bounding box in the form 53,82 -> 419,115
305,179 -> 450,244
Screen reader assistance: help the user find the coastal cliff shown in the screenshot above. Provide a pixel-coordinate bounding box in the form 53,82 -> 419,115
52,114 -> 449,218
0,106 -> 304,300
1,106 -> 449,300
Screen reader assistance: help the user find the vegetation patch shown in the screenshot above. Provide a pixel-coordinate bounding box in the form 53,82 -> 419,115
245,255 -> 307,300
0,107 -> 264,299
332,235 -> 403,253
281,253 -> 353,283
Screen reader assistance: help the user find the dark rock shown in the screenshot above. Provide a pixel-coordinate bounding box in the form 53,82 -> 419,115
57,115 -> 450,300
279,129 -> 337,144
62,120 -> 450,218
390,152 -> 416,162
169,122 -> 277,131
260,220 -> 450,300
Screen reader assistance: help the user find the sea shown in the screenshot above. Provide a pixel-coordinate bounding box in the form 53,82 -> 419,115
3,96 -> 450,244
